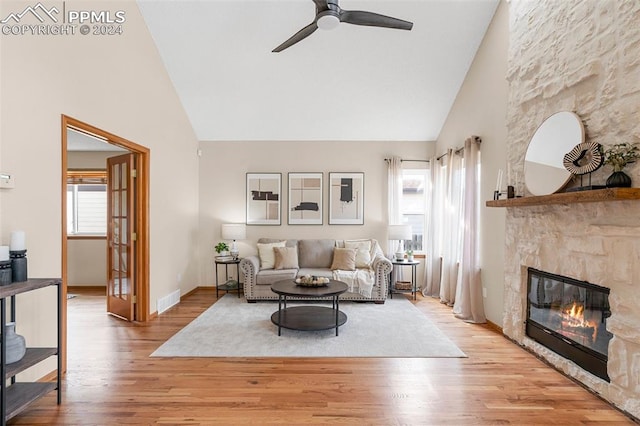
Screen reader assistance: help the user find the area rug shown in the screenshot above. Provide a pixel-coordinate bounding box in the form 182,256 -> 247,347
151,295 -> 466,358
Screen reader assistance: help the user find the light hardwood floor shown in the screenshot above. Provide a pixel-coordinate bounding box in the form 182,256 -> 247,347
9,288 -> 636,425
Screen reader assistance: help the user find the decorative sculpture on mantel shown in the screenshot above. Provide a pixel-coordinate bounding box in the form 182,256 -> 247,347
562,141 -> 605,191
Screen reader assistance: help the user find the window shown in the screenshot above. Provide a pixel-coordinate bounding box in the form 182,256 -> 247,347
67,170 -> 107,236
401,168 -> 429,251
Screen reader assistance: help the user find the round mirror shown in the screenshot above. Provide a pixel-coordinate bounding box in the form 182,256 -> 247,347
524,111 -> 585,195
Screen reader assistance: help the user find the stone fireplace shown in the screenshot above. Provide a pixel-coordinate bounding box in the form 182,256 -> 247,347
503,203 -> 640,418
504,1 -> 640,418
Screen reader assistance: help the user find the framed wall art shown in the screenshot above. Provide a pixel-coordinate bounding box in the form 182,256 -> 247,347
246,173 -> 281,225
288,172 -> 323,225
328,172 -> 364,225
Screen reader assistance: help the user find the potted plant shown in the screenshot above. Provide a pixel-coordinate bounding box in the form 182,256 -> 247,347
215,242 -> 229,256
406,248 -> 414,262
603,142 -> 639,187
405,241 -> 414,261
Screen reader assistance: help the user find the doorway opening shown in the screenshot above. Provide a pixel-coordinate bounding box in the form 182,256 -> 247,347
61,115 -> 150,369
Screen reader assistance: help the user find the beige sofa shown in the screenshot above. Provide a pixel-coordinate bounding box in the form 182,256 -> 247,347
239,238 -> 392,303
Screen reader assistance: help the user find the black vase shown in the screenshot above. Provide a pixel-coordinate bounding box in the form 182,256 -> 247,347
606,171 -> 632,188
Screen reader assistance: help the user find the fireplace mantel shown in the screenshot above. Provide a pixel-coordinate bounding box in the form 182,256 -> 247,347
486,188 -> 640,208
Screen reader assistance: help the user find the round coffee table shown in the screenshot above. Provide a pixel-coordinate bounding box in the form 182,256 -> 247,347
270,279 -> 348,336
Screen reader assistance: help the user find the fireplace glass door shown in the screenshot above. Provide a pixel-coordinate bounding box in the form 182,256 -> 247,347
526,268 -> 612,381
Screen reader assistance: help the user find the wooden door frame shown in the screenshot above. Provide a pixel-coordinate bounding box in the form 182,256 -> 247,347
61,115 -> 150,370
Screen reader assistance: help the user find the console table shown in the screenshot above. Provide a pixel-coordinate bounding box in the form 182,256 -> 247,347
1,278 -> 61,425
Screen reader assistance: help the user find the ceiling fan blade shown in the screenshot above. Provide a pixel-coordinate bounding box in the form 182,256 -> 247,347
272,22 -> 319,52
339,10 -> 413,30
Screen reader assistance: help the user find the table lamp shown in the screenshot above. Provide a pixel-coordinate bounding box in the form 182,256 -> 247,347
388,224 -> 412,261
221,224 -> 246,259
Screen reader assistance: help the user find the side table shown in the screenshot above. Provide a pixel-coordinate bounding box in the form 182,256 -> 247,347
390,259 -> 419,300
215,258 -> 242,298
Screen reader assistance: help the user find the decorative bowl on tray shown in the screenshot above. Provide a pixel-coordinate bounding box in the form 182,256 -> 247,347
295,275 -> 330,287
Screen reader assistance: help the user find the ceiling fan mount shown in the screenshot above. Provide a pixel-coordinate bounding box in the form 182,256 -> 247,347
317,10 -> 340,30
273,0 -> 413,53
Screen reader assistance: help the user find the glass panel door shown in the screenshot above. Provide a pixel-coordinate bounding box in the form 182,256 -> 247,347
107,153 -> 135,321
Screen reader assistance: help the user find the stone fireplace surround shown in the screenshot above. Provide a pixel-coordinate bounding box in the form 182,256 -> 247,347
503,200 -> 640,418
504,0 -> 640,419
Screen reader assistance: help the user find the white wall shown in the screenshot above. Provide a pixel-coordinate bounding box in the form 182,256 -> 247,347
198,140 -> 435,286
67,151 -> 122,169
67,239 -> 106,286
435,0 -> 509,326
0,1 -> 200,379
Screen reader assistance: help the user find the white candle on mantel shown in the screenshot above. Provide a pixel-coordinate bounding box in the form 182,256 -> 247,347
10,231 -> 26,251
0,246 -> 9,261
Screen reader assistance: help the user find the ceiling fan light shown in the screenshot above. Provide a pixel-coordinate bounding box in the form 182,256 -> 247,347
317,14 -> 340,30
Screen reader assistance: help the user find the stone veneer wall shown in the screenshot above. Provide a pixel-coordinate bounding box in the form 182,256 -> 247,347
503,0 -> 640,418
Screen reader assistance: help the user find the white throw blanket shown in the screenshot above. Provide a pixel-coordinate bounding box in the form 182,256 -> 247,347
332,268 -> 376,298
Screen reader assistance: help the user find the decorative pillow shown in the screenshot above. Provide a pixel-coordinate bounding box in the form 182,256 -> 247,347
257,241 -> 286,269
345,240 -> 372,268
330,248 -> 357,271
274,246 -> 299,270
298,239 -> 335,268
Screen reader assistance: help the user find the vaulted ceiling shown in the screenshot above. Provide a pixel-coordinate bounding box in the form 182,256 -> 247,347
137,0 -> 498,142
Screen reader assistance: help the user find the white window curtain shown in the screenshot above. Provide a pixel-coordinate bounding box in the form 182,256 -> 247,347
421,155 -> 442,298
453,137 -> 486,323
422,136 -> 486,324
439,149 -> 464,305
387,156 -> 403,257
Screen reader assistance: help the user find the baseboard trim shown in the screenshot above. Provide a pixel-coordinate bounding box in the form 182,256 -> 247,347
68,285 -> 106,292
39,369 -> 58,382
181,286 -> 215,300
486,319 -> 503,334
151,287 -> 217,319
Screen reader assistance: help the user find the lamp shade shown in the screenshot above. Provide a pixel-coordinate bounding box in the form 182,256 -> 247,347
388,224 -> 412,240
221,224 -> 246,240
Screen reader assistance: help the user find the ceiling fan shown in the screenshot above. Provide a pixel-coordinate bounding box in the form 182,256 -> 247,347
273,0 -> 413,53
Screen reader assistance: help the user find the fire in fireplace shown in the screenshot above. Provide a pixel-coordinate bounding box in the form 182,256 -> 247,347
526,268 -> 612,381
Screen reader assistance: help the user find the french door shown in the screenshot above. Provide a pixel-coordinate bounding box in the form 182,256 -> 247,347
107,153 -> 136,321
